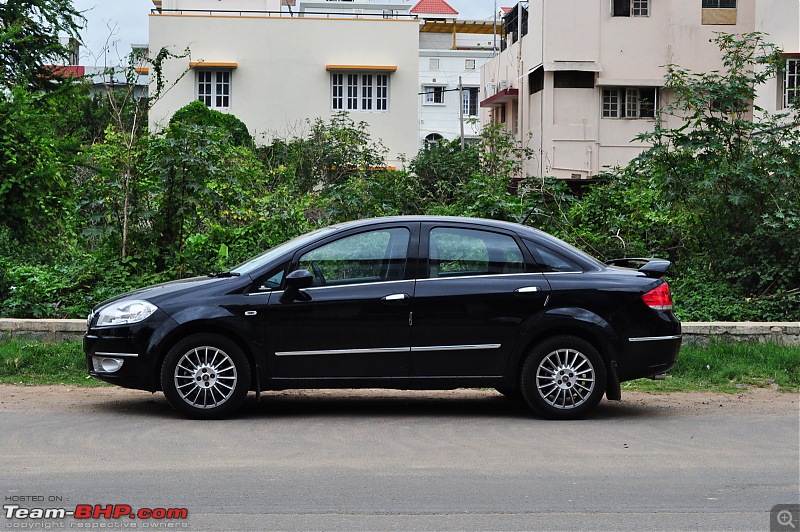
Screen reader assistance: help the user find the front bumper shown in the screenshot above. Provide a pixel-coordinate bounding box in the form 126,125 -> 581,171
83,311 -> 174,391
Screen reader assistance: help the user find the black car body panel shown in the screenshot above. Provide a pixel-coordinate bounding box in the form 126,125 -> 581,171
85,216 -> 681,418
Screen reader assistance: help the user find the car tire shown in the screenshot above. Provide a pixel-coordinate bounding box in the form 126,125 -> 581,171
161,333 -> 251,420
520,336 -> 606,420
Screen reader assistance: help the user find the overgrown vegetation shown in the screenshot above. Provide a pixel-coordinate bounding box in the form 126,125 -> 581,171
0,11 -> 798,322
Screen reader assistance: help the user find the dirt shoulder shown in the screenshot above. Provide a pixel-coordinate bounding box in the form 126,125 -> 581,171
0,384 -> 796,416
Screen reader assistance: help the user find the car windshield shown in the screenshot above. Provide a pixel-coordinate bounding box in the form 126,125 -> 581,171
230,227 -> 336,275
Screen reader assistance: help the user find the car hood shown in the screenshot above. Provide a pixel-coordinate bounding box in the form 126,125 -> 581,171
92,276 -> 242,311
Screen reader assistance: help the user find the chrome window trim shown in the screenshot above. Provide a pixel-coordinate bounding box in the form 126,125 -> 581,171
417,272 -> 546,283
94,351 -> 139,358
628,335 -> 682,342
275,344 -> 502,357
305,278 -> 413,291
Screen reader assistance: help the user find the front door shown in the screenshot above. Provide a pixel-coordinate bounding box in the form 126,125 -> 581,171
265,225 -> 416,379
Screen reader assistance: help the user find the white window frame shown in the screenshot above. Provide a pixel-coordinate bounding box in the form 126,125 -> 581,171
331,72 -> 390,112
462,87 -> 480,117
197,69 -> 231,109
631,0 -> 650,16
612,0 -> 650,17
465,59 -> 476,70
784,58 -> 800,108
602,87 -> 658,118
422,85 -> 446,105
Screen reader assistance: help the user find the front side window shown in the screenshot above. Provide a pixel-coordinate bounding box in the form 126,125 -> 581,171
602,87 -> 657,118
298,228 -> 410,287
785,58 -> 800,108
331,72 -> 390,112
423,85 -> 445,105
197,70 -> 231,109
428,228 -> 524,278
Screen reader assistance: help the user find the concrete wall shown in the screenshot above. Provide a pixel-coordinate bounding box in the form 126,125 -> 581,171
3,319 -> 799,346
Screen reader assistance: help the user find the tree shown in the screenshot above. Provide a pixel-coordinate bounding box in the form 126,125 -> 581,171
633,32 -> 800,301
0,0 -> 84,92
0,87 -> 72,243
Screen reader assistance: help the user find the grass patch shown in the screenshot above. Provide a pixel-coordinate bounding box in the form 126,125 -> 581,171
0,339 -> 798,392
623,341 -> 800,393
0,339 -> 104,386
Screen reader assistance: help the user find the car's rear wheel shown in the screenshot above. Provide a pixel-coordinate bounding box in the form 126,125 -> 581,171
161,333 -> 250,419
520,336 -> 606,420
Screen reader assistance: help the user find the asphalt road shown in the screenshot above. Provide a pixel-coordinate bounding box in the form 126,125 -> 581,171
1,386 -> 798,531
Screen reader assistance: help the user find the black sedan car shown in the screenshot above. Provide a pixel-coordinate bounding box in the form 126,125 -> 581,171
85,216 -> 680,420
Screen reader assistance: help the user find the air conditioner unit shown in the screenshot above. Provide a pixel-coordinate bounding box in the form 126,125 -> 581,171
499,80 -> 509,91
487,83 -> 496,95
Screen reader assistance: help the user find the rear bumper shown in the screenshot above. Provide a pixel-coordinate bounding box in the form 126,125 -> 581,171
617,334 -> 682,382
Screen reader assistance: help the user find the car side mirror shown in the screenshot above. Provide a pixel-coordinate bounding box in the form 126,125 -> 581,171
279,269 -> 314,303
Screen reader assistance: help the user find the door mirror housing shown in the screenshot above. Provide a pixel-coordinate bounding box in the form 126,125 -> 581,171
280,269 -> 314,303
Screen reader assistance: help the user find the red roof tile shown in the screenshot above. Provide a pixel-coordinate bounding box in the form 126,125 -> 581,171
410,0 -> 459,15
501,7 -> 513,13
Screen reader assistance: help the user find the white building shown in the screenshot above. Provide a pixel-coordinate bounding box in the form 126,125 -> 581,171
481,0 -> 795,180
754,0 -> 800,119
148,0 -> 420,167
413,0 -> 496,147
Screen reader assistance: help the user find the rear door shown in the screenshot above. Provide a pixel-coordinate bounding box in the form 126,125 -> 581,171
410,223 -> 551,377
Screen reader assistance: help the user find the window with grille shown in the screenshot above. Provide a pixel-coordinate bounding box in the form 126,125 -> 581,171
197,70 -> 231,109
331,72 -> 390,112
602,87 -> 658,118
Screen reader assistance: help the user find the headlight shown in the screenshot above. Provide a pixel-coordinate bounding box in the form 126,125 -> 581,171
95,300 -> 158,327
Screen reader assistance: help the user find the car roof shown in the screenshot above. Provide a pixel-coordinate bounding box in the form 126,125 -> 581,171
330,215 -> 543,237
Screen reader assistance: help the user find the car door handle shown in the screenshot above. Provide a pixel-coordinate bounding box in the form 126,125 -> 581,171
514,286 -> 541,294
382,293 -> 410,304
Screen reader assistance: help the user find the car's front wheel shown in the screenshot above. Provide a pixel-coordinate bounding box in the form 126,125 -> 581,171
160,333 -> 251,419
520,336 -> 606,420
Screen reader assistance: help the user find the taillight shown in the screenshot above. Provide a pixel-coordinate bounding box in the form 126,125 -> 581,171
642,283 -> 673,310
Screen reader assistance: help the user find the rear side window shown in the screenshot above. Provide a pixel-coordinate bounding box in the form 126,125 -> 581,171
524,239 -> 583,272
429,228 -> 524,277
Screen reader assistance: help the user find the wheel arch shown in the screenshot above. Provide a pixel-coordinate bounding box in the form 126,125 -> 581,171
149,319 -> 260,392
508,310 -> 622,398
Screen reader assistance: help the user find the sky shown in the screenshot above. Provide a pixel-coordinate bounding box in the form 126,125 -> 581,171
72,0 -> 500,66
